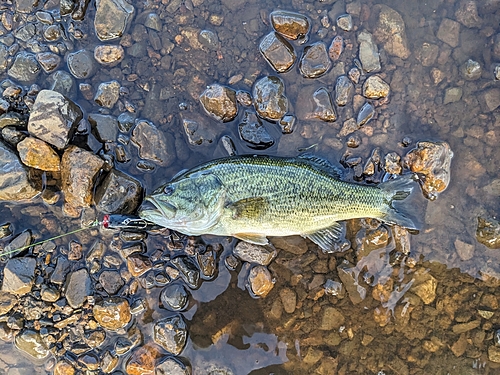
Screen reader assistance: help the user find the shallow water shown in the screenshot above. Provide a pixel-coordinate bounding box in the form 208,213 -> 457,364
1,0 -> 500,374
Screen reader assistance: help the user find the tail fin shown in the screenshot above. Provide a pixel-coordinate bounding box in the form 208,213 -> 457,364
379,175 -> 418,230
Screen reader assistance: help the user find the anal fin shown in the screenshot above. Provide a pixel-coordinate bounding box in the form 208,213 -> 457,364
303,222 -> 343,251
234,233 -> 269,246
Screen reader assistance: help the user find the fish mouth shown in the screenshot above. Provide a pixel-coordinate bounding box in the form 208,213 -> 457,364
140,197 -> 177,221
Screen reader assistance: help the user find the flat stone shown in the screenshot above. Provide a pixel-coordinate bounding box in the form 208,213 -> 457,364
488,346 -> 500,363
7,52 -> 41,83
280,288 -> 297,314
36,52 -> 61,73
372,4 -> 410,59
452,320 -> 481,334
0,291 -> 17,315
233,241 -> 277,266
14,329 -> 49,360
126,253 -> 152,277
156,357 -> 190,375
93,297 -> 131,330
0,141 -> 38,201
311,87 -> 336,122
335,75 -> 353,107
51,256 -> 70,284
99,270 -> 124,295
259,32 -> 296,73
94,169 -> 143,214
17,137 -> 60,172
411,269 -> 437,304
88,113 -> 118,143
253,76 -> 288,121
455,239 -> 474,260
270,236 -> 308,255
125,343 -> 162,375
94,0 -> 135,41
65,268 -> 92,308
358,31 -> 381,72
238,110 -> 274,149
437,18 -> 460,47
443,87 -> 462,104
455,0 -> 482,28
416,43 -> 439,67
67,50 -> 96,79
362,75 -> 390,99
479,88 -> 500,112
299,42 -> 331,78
270,10 -> 310,40
131,120 -> 176,166
160,284 -> 189,311
199,84 -> 238,122
2,257 -> 36,296
153,315 -> 187,355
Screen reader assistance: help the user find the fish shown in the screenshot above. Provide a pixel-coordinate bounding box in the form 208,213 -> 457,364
138,154 -> 417,251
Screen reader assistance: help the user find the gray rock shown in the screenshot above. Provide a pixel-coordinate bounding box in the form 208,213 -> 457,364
335,75 -> 353,107
358,31 -> 381,72
28,89 -> 82,149
337,14 -> 353,31
479,88 -> 500,112
2,257 -> 36,296
198,30 -> 219,51
16,0 -> 38,13
372,5 -> 410,59
67,50 -> 96,79
7,52 -> 41,83
94,0 -> 135,41
131,119 -> 176,166
437,18 -> 460,48
88,113 -> 118,142
253,76 -> 288,121
99,270 -> 125,295
0,112 -> 26,129
156,357 -> 191,375
36,52 -> 61,73
270,10 -> 310,40
461,59 -> 482,80
94,169 -> 143,214
0,141 -> 38,201
14,330 -> 49,360
299,42 -> 331,78
444,87 -> 463,104
144,12 -> 162,31
356,103 -> 375,126
46,70 -> 76,98
0,45 -> 8,72
495,65 -> 500,80
160,284 -> 189,311
259,32 -> 296,73
0,291 -> 17,315
233,241 -> 277,266
181,115 -> 216,146
455,0 -> 482,28
416,43 -> 439,67
153,315 -> 187,355
51,256 -> 70,285
171,256 -> 201,290
337,261 -> 366,304
199,84 -> 238,122
3,230 -> 32,258
238,110 -> 274,149
311,87 -> 336,122
94,80 -> 120,109
65,268 -> 92,308
40,285 -> 60,302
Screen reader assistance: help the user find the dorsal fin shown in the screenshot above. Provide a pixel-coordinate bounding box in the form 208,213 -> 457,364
297,153 -> 343,178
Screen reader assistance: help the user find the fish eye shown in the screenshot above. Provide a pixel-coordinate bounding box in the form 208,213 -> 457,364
163,185 -> 174,196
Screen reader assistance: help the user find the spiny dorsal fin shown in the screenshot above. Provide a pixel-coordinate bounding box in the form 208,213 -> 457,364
227,197 -> 269,220
303,222 -> 343,251
297,153 -> 343,179
233,233 -> 269,245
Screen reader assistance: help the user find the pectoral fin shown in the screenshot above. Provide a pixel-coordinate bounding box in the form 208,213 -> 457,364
227,197 -> 269,220
234,233 -> 269,245
303,223 -> 343,251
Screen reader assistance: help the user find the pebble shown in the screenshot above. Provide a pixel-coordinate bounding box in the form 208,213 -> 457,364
94,0 -> 135,41
238,110 -> 274,149
127,253 -> 153,277
171,256 -> 201,289
319,306 -> 345,330
259,32 -> 296,73
94,45 -> 125,66
14,329 -> 49,360
16,136 -> 60,172
411,269 -> 437,304
182,115 -> 216,146
454,239 -> 475,261
94,80 -> 120,108
455,0 -> 482,28
362,75 -> 390,99
94,169 -> 143,214
53,361 -> 76,375
99,270 -> 125,295
476,217 -> 500,249
443,87 -> 462,104
279,114 -> 296,134
199,84 -> 238,122
280,288 -> 297,314
338,118 -> 358,137
479,88 -> 500,112
0,142 -> 38,201
7,52 -> 41,83
67,50 -> 96,79
495,65 -> 500,80
253,76 -> 288,121
358,31 -> 381,72
160,284 -> 189,311
372,5 -> 410,59
156,357 -> 191,375
36,52 -> 61,73
270,10 -> 310,40
437,18 -> 461,48
328,35 -> 343,61
65,268 -> 92,308
88,113 -> 118,142
311,87 -> 336,122
247,265 -> 274,298
337,14 -> 353,31
299,42 -> 331,78
93,297 -> 131,330
2,257 -> 36,296
0,291 -> 17,315
335,75 -> 353,107
356,102 -> 375,126
131,119 -> 176,166
153,315 -> 188,355
460,59 -> 482,80
233,241 -> 277,266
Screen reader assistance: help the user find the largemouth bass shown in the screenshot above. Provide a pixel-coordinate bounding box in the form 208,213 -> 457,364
138,154 -> 417,251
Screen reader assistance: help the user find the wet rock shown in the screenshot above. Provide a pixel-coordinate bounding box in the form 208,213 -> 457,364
181,112 -> 216,147
372,5 -> 410,59
479,88 -> 500,112
160,284 -> 189,311
319,306 -> 345,330
404,141 -> 453,200
253,76 -> 288,121
127,253 -> 152,277
40,285 -> 60,302
337,261 -> 366,304
199,84 -> 237,122
416,43 -> 439,67
17,137 -> 60,172
460,59 -> 482,80
94,169 -> 142,214
270,236 -> 308,255
362,75 -> 390,99
238,110 -> 274,149
93,297 -> 131,330
476,217 -> 500,249
488,346 -> 500,363
126,343 -> 162,375
338,118 -> 358,137
65,268 -> 92,308
311,87 -> 336,122
171,256 -> 201,289
279,114 -> 296,134
131,119 -> 175,166
154,315 -> 187,355
36,52 -> 61,73
88,113 -> 118,143
99,270 -> 124,295
495,65 -> 500,80
0,291 -> 17,315
7,52 -> 41,83
455,239 -> 474,261
384,152 -> 402,174
259,32 -> 296,73
53,360 -> 76,375
156,357 -> 191,375
67,50 -> 96,79
2,257 -> 36,296
356,102 -> 375,127
233,241 -> 277,266
61,145 -> 104,215
94,80 -> 120,108
0,143 -> 38,201
443,87 -> 462,104
197,248 -> 217,280
299,42 -> 331,78
101,350 -> 119,373
47,70 -> 76,98
15,329 -> 49,360
455,0 -> 481,28
270,10 -> 310,40
358,31 -> 381,72
437,18 -> 460,48
236,90 -> 252,106
335,76 -> 353,107
28,89 -> 82,149
94,45 -> 125,66
328,36 -> 344,61
248,265 -> 274,298
337,14 -> 353,31
411,269 -> 437,304
94,0 -> 135,41
51,256 -> 70,284
280,288 -> 296,314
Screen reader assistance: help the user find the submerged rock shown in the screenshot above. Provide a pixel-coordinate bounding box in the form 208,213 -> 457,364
153,315 -> 188,355
7,52 -> 41,83
17,136 -> 60,172
2,257 -> 36,296
67,50 -> 96,79
259,32 -> 296,73
270,10 -> 310,40
65,268 -> 92,308
94,45 -> 125,66
94,0 -> 135,41
131,120 -> 176,166
160,284 -> 189,311
328,35 -> 344,61
233,241 -> 277,266
362,75 -> 390,99
15,329 -> 49,360
199,84 -> 238,122
247,265 -> 274,298
171,256 -> 201,290
311,87 -> 336,122
238,110 -> 274,149
299,42 -> 331,78
182,114 -> 217,146
253,76 -> 288,121
460,59 -> 482,80
476,217 -> 500,249
94,169 -> 142,214
437,18 -> 460,48
372,5 -> 410,59
356,102 -> 375,126
335,75 -> 354,107
455,0 -> 482,28
94,80 -> 120,109
93,297 -> 131,330
358,31 -> 381,72
88,113 -> 118,143
0,141 -> 38,201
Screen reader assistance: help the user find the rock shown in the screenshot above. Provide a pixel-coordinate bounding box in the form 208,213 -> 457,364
36,52 -> 61,73
455,0 -> 482,28
171,256 -> 201,289
479,88 -> 500,112
270,236 -> 308,255
476,217 -> 500,249
455,239 -> 474,261
2,257 -> 36,296
443,87 -> 462,104
358,31 -> 381,72
270,10 -> 310,40
65,268 -> 92,308
94,45 -> 125,66
14,329 -> 49,360
153,315 -> 188,355
101,350 -> 119,373
238,110 -> 274,150
319,306 -> 345,330
0,142 -> 38,201
199,84 -> 238,122
28,89 -> 83,149
437,18 -> 460,48
88,113 -> 118,143
259,32 -> 296,73
247,265 -> 274,298
416,43 -> 439,67
324,279 -> 345,298
94,0 -> 135,41
16,137 -> 60,172
384,152 -> 402,174
356,102 -> 375,127
47,70 -> 76,98
338,118 -> 358,137
94,169 -> 142,214
411,269 -> 437,304
94,80 -> 120,108
61,145 -> 105,215
494,34 -> 500,60
280,288 -> 296,314
362,75 -> 390,99
460,59 -> 482,80
131,119 -> 176,166
495,65 -> 500,80
93,297 -> 131,330
335,76 -> 353,107
182,116 -> 216,147
67,50 -> 96,79
328,36 -> 344,61
160,284 -> 189,311
488,346 -> 500,363
127,253 -> 152,277
279,114 -> 296,134
53,361 -> 76,375
126,343 -> 162,375
7,52 -> 41,83
311,87 -> 336,122
40,285 -> 60,302
51,256 -> 70,284
372,5 -> 410,59
156,357 -> 191,375
348,67 -> 361,84
404,141 -> 453,200
337,261 -> 366,304
233,241 -> 277,266
99,270 -> 124,295
0,291 -> 17,315
253,76 -> 288,121
337,14 -> 353,31
299,42 -> 331,78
